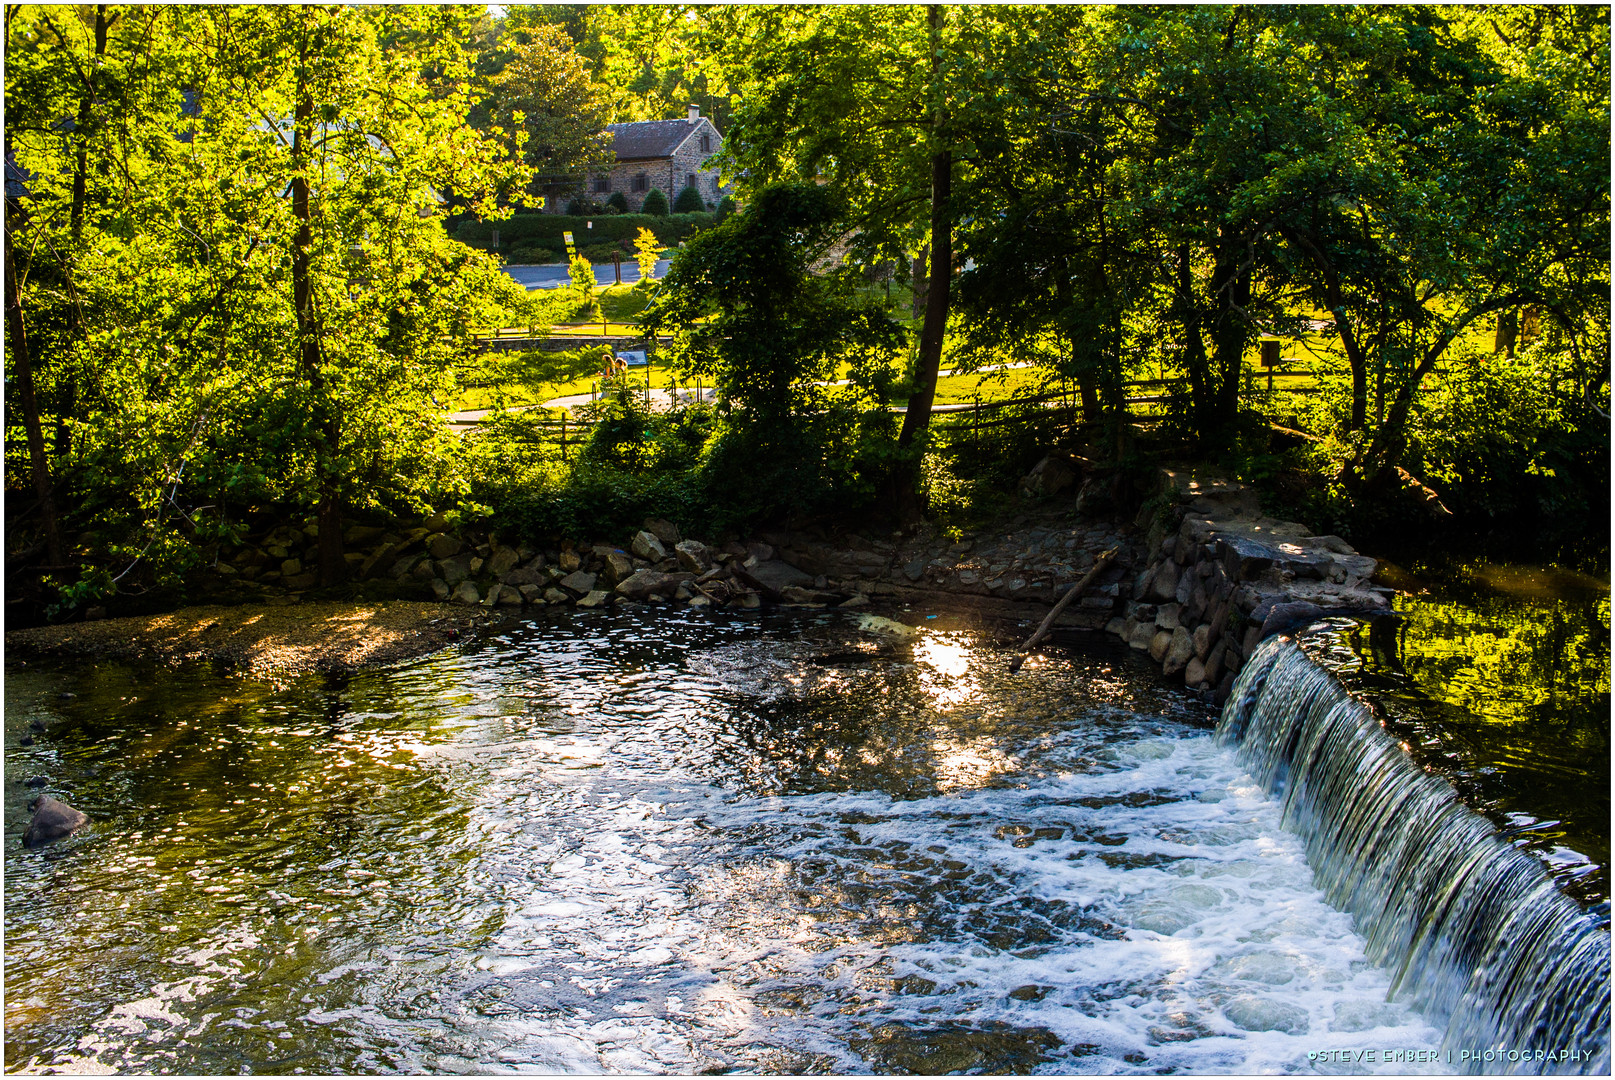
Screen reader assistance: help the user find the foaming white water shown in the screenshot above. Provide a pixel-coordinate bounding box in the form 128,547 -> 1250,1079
662,731 -> 1448,1073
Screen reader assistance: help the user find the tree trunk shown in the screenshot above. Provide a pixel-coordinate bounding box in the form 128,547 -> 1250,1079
292,72 -> 346,586
5,206 -> 66,568
910,242 -> 928,322
896,143 -> 951,452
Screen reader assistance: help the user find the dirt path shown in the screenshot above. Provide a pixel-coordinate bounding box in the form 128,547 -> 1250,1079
6,601 -> 493,677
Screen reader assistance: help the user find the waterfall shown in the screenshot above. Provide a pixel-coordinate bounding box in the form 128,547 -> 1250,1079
1219,637 -> 1610,1074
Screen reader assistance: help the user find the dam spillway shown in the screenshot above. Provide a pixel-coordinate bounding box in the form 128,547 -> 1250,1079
1220,636 -> 1611,1073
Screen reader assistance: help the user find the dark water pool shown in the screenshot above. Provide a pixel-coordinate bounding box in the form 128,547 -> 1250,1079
1329,559 -> 1610,906
5,607 -> 1450,1074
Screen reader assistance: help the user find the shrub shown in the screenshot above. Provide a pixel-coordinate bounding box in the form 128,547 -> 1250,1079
641,188 -> 669,216
714,195 -> 736,223
580,242 -> 627,262
672,184 -> 705,214
508,245 -> 560,264
605,191 -> 629,213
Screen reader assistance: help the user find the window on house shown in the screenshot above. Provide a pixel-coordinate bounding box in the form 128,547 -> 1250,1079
700,134 -> 711,153
712,175 -> 721,195
687,173 -> 697,189
633,173 -> 648,192
592,176 -> 609,194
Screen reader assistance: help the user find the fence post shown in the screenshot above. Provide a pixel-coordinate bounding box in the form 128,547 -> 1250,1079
974,395 -> 981,453
561,414 -> 568,462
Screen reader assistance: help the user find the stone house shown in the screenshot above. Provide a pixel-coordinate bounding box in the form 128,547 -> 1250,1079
555,104 -> 727,213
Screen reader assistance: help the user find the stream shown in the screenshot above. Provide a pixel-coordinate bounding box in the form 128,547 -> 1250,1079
5,606 -> 1461,1074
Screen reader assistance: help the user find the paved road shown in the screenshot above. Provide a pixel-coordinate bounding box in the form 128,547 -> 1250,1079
501,261 -> 671,290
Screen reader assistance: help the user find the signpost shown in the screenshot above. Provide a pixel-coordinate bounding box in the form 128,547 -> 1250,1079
563,231 -> 576,260
1260,339 -> 1281,392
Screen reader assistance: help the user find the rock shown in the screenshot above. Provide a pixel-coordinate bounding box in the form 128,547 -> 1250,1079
1128,622 -> 1155,651
280,557 -> 303,577
615,570 -> 679,601
544,587 -> 571,605
736,591 -> 762,609
502,567 -> 546,588
674,540 -> 711,573
643,518 -> 681,546
734,559 -> 814,598
496,585 -> 525,607
481,585 -> 504,608
1243,624 -> 1263,659
631,531 -> 667,562
558,549 -> 582,574
410,559 -> 439,583
487,547 -> 521,577
1105,617 -> 1128,636
23,795 -> 88,847
1220,535 -> 1278,579
426,533 -> 463,560
688,594 -> 712,608
839,594 -> 870,609
1156,603 -> 1181,630
84,606 -> 107,621
439,556 -> 473,587
603,551 -> 635,584
558,570 -> 597,596
575,589 -> 611,609
469,556 -> 485,575
1192,623 -> 1214,661
1149,630 -> 1173,663
1204,640 -> 1228,685
451,581 -> 481,605
958,570 -> 981,586
430,578 -> 451,601
780,586 -> 842,606
1019,453 -> 1081,498
1149,562 -> 1179,602
1213,672 -> 1237,707
1185,656 -> 1206,687
1162,627 -> 1195,676
283,572 -> 317,590
903,557 -> 928,582
518,584 -> 543,604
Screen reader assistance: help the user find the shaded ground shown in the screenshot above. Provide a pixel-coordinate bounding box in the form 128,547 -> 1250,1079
5,601 -> 493,676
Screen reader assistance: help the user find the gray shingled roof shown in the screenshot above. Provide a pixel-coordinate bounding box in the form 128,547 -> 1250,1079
606,119 -> 703,162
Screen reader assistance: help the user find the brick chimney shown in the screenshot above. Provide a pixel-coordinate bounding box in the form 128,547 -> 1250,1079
687,103 -> 700,124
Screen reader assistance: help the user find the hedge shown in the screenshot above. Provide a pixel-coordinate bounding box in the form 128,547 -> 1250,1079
454,212 -> 715,252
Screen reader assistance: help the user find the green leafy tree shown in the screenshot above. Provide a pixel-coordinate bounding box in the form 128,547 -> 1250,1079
484,23 -> 612,207
633,227 -> 661,285
641,187 -> 669,216
641,182 -> 905,517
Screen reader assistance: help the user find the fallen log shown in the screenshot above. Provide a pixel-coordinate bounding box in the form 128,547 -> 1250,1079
1008,547 -> 1117,673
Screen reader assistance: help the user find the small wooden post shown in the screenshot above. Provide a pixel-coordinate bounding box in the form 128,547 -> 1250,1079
973,394 -> 981,453
560,414 -> 568,462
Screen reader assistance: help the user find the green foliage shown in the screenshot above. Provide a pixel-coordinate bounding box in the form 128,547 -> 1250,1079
605,191 -> 629,213
672,184 -> 706,214
567,254 -> 596,309
714,195 -> 737,223
509,245 -> 562,264
641,188 -> 670,216
633,227 -> 661,284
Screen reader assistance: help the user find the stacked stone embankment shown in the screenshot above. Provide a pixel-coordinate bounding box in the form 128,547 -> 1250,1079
1107,473 -> 1391,702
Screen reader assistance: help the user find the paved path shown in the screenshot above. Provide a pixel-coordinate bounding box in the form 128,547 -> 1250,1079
501,261 -> 670,290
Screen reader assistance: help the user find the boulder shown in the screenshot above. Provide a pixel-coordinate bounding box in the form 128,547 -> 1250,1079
439,556 -> 473,587
543,587 -> 571,605
283,572 -> 318,590
1149,563 -> 1179,603
643,518 -> 681,546
502,567 -> 546,588
558,549 -> 582,574
615,570 -> 681,601
558,570 -> 597,596
1155,603 -> 1181,630
603,551 -> 636,584
1185,656 -> 1207,687
734,559 -> 814,598
280,557 -> 303,577
839,594 -> 871,609
1128,622 -> 1156,651
451,581 -> 481,605
426,533 -> 463,560
430,579 -> 451,601
481,585 -> 504,608
673,540 -> 711,573
1019,453 -> 1081,498
631,531 -> 667,562
1148,630 -> 1173,663
1192,623 -> 1214,661
1162,627 -> 1195,676
1220,535 -> 1278,580
487,547 -> 521,577
575,589 -> 611,609
518,584 -> 543,604
23,795 -> 88,847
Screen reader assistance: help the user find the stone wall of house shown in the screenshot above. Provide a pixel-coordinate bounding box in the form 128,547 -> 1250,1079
553,118 -> 729,214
